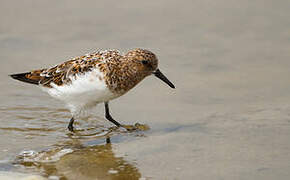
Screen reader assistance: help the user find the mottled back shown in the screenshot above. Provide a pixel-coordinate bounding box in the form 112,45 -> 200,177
14,50 -> 122,88
11,49 -> 159,94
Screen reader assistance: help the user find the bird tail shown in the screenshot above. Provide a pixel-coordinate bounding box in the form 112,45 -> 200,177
10,72 -> 40,85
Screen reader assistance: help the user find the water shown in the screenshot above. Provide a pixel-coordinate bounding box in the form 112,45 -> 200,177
1,0 -> 290,179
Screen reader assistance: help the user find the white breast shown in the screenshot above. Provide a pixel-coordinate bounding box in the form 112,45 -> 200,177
41,68 -> 120,115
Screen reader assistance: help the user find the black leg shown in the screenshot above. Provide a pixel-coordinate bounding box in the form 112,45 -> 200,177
104,102 -> 121,127
106,137 -> 111,144
68,117 -> 75,132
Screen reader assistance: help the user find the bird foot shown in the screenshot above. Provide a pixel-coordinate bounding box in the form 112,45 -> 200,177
121,123 -> 150,132
68,125 -> 74,132
121,124 -> 137,131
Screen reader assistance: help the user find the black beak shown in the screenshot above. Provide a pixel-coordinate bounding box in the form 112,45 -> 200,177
153,69 -> 175,89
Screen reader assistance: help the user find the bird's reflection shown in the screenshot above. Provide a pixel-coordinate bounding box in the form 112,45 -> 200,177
16,137 -> 141,180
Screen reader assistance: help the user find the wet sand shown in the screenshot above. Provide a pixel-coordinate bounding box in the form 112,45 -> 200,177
1,0 -> 290,179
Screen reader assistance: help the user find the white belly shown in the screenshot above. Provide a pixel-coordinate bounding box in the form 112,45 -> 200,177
40,68 -> 120,115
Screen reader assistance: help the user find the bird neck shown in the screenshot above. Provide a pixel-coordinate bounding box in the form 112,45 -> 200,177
104,59 -> 147,94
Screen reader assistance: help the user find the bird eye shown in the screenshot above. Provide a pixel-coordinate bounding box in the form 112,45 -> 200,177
141,60 -> 148,65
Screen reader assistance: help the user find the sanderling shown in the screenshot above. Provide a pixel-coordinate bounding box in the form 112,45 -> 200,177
10,48 -> 175,132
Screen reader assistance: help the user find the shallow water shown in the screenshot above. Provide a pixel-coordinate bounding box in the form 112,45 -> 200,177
1,0 -> 290,179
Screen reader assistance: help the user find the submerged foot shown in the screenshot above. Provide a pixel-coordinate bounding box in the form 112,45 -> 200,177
68,117 -> 75,132
121,123 -> 150,132
68,125 -> 74,132
121,124 -> 137,131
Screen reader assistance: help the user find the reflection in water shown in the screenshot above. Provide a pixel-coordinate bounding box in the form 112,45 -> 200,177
15,137 -> 141,180
2,104 -> 148,179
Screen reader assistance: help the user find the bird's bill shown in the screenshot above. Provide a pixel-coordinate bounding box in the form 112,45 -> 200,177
153,69 -> 175,89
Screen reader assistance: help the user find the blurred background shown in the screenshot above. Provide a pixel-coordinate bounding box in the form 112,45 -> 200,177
1,0 -> 290,179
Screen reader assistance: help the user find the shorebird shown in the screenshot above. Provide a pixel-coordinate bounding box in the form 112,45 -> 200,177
10,48 -> 175,132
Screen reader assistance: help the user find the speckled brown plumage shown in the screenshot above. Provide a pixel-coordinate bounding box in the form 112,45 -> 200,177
18,48 -> 158,94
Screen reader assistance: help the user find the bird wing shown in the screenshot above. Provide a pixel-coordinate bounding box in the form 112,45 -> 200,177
11,57 -> 100,87
10,50 -> 121,87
